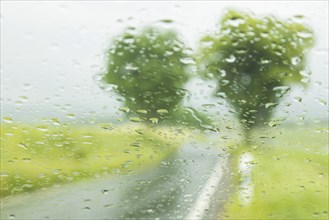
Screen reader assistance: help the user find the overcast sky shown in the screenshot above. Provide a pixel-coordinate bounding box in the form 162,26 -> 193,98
1,1 -> 328,124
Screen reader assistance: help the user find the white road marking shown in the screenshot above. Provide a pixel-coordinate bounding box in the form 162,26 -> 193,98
238,152 -> 254,205
185,160 -> 225,220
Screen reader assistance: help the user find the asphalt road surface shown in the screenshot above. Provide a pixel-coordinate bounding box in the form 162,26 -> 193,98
1,138 -> 229,220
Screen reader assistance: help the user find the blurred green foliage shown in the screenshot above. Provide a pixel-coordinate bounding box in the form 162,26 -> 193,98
102,26 -> 214,129
103,27 -> 190,119
197,10 -> 314,138
0,124 -> 184,197
222,126 -> 328,219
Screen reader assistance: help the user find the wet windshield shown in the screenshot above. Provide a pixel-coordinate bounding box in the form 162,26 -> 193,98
1,1 -> 328,219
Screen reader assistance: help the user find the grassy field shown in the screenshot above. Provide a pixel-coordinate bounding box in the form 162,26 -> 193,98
221,125 -> 328,219
0,123 -> 187,198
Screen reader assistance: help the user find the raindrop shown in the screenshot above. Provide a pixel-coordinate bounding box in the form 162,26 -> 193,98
216,92 -> 226,98
301,77 -> 311,84
226,18 -> 245,27
297,31 -> 313,39
2,116 -> 13,123
290,14 -> 306,23
157,109 -> 169,114
291,56 -> 301,66
130,142 -> 141,147
260,59 -> 271,64
0,172 -> 9,177
201,41 -> 214,48
294,96 -> 302,102
36,125 -> 48,132
149,117 -> 159,124
146,209 -> 155,214
81,133 -> 93,139
158,19 -> 174,23
137,109 -> 147,114
101,189 -> 109,195
300,69 -> 312,76
318,173 -> 324,178
273,86 -> 291,97
129,117 -> 144,122
19,96 -> 28,102
22,158 -> 31,162
316,98 -> 327,106
265,103 -> 277,108
221,79 -> 230,86
17,143 -> 28,149
119,107 -> 130,113
180,57 -> 195,64
218,69 -> 226,77
125,63 -> 139,71
65,114 -> 76,119
225,55 -> 236,63
51,118 -> 60,126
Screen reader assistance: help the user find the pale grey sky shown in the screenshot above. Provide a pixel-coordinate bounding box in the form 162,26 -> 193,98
1,1 -> 328,123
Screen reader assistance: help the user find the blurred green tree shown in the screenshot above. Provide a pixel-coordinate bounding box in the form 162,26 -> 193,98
103,26 -> 212,129
197,10 -> 314,142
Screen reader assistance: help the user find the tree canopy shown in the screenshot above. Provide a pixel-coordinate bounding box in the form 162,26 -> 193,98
103,27 -> 191,122
197,10 -> 314,137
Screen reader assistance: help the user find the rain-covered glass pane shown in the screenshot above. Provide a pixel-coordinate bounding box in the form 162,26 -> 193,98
1,1 -> 328,220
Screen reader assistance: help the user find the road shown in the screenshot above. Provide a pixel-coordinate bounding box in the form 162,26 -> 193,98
1,138 -> 229,220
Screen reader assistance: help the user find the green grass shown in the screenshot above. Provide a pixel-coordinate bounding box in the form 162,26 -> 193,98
221,126 -> 328,219
0,123 -> 187,197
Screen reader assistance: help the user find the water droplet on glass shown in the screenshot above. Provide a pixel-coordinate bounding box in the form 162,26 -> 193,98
65,114 -> 76,119
36,125 -> 48,132
129,117 -> 144,122
301,77 -> 311,84
119,107 -> 130,113
218,69 -> 226,77
297,31 -> 313,39
294,96 -> 302,102
316,98 -> 327,106
265,103 -> 277,108
18,143 -> 28,149
125,63 -> 139,71
137,109 -> 147,114
318,173 -> 324,178
158,19 -> 174,23
290,14 -> 306,23
157,109 -> 169,115
130,142 -> 141,147
225,55 -> 236,63
180,57 -> 195,64
226,18 -> 245,27
0,172 -> 9,177
149,117 -> 159,124
19,96 -> 28,102
81,133 -> 93,139
2,117 -> 13,123
291,56 -> 301,66
300,69 -> 312,76
273,86 -> 291,97
101,189 -> 109,195
51,118 -> 60,126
